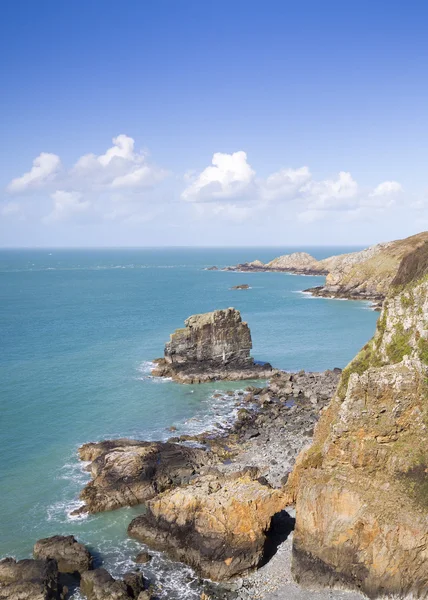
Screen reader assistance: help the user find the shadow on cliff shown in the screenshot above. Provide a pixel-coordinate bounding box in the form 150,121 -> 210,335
261,509 -> 295,566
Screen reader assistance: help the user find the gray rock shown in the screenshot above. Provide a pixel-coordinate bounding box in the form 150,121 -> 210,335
34,535 -> 92,574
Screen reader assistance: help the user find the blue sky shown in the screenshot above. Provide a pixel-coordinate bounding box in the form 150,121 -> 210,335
1,0 -> 427,246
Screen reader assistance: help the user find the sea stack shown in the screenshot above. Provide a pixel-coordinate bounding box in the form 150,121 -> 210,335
152,308 -> 275,382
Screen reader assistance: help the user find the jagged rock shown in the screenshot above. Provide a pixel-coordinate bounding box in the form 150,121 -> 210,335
0,557 -> 60,600
230,284 -> 250,290
73,439 -> 212,514
266,252 -> 324,274
287,275 -> 428,598
128,469 -> 287,580
80,569 -> 148,600
152,308 -> 275,383
34,535 -> 92,574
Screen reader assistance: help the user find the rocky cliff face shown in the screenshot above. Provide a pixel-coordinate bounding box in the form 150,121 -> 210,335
152,308 -> 274,382
286,261 -> 428,597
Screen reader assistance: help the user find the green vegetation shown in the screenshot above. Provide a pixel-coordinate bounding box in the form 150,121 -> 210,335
338,340 -> 383,399
418,336 -> 428,365
385,323 -> 412,363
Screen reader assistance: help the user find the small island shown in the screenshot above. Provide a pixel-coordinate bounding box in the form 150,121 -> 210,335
152,307 -> 274,383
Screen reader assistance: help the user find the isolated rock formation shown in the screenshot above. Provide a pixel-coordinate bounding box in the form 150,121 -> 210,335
128,468 -> 288,580
74,439 -> 211,514
231,284 -> 250,290
152,308 -> 274,382
0,557 -> 60,600
33,535 -> 92,575
286,253 -> 428,597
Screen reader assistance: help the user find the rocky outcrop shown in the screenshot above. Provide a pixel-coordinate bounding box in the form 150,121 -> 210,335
222,231 -> 428,302
73,439 -> 212,514
286,269 -> 428,597
128,468 -> 288,581
152,308 -> 275,382
231,284 -> 250,290
306,231 -> 428,301
223,254 -> 326,275
80,568 -> 149,600
33,535 -> 92,575
0,557 -> 60,600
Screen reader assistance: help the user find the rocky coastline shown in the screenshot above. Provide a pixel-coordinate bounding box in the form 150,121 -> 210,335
3,234 -> 428,600
218,231 -> 428,304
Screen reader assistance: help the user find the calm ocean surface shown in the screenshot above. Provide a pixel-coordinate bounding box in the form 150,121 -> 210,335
0,247 -> 378,598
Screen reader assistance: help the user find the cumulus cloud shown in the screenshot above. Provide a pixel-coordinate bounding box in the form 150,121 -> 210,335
370,180 -> 403,196
182,151 -> 408,224
5,135 -> 168,222
7,153 -> 61,193
301,171 -> 359,210
182,151 -> 255,202
261,166 -> 311,201
43,191 -> 90,223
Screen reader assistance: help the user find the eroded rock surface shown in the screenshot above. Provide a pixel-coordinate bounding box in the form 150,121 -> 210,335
74,439 -> 212,514
0,557 -> 60,600
152,308 -> 274,382
33,535 -> 92,574
287,274 -> 428,598
128,469 -> 288,581
80,568 -> 148,600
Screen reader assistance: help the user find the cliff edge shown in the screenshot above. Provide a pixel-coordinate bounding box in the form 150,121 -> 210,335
286,243 -> 428,598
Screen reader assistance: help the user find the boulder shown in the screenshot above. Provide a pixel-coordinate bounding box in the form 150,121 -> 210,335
74,439 -> 211,514
152,308 -> 274,382
128,469 -> 287,580
80,569 -> 147,600
0,557 -> 60,600
34,535 -> 92,574
230,284 -> 250,290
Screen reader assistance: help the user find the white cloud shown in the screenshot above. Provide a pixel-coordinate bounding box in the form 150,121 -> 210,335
44,190 -> 90,223
7,153 -> 61,193
5,135 -> 168,222
301,171 -> 359,210
1,201 -> 21,217
261,166 -> 311,201
182,151 -> 255,202
71,134 -> 167,190
371,180 -> 403,196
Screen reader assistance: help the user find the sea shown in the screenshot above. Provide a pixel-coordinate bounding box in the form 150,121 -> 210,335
0,247 -> 379,598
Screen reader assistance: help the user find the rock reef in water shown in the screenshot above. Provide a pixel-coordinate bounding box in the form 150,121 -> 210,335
231,284 -> 250,290
73,439 -> 212,515
286,247 -> 428,598
80,569 -> 150,600
128,468 -> 289,581
33,535 -> 92,575
0,557 -> 60,600
152,308 -> 275,382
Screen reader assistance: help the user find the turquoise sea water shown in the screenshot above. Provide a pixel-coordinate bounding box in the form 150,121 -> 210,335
0,248 -> 378,598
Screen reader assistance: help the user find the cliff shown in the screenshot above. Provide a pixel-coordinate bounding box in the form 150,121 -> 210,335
152,308 -> 274,382
222,231 -> 428,302
286,246 -> 428,597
